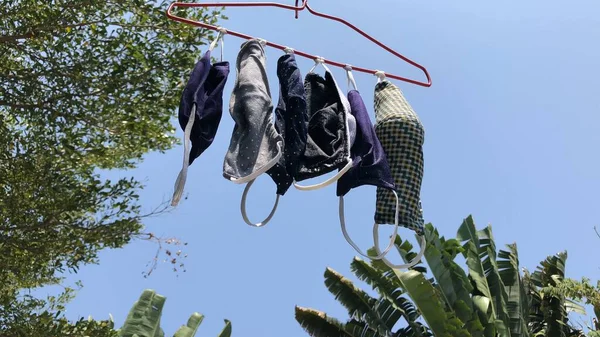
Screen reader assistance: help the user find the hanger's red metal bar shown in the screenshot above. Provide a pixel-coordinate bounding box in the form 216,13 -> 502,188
166,1 -> 432,87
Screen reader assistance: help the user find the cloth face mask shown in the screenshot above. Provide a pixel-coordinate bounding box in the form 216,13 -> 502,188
293,61 -> 356,191
335,69 -> 401,262
372,78 -> 427,269
223,39 -> 283,185
240,52 -> 308,227
171,33 -> 229,206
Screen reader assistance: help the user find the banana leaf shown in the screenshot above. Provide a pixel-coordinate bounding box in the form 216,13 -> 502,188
393,269 -> 470,337
457,216 -> 497,336
498,244 -> 530,337
173,313 -> 204,337
351,257 -> 420,331
478,226 -> 511,337
120,289 -> 166,337
324,267 -> 391,336
295,306 -> 354,337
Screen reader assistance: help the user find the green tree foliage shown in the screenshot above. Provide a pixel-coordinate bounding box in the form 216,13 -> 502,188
295,216 -> 589,337
1,0 -> 225,333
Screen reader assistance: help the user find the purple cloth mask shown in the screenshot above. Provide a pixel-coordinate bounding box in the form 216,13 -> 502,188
178,50 -> 230,165
336,89 -> 400,263
336,90 -> 395,197
171,48 -> 230,206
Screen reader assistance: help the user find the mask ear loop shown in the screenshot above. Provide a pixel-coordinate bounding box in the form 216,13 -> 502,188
171,103 -> 197,206
284,46 -> 294,55
344,65 -> 358,92
208,28 -> 226,62
339,189 -> 401,259
240,178 -> 280,228
373,222 -> 427,270
293,161 -> 353,191
309,56 -> 325,73
374,70 -> 386,83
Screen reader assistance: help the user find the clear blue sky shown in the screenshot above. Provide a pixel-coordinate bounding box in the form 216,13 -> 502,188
55,0 -> 600,335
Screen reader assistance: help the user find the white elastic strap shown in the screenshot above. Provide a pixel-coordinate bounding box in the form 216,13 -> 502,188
293,159 -> 353,191
219,33 -> 224,62
344,65 -> 358,92
171,104 -> 197,206
228,142 -> 283,184
257,38 -> 267,46
374,70 -> 386,83
208,30 -> 222,52
374,224 -> 426,270
284,47 -> 294,55
240,179 -> 280,228
309,56 -> 325,73
339,189 -> 401,260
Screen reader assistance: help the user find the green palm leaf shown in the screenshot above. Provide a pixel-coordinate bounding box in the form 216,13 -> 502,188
457,216 -> 497,336
531,252 -> 568,337
498,244 -> 530,337
324,267 -> 391,336
120,289 -> 166,337
173,313 -> 204,337
393,269 -> 470,337
422,224 -> 484,337
345,319 -> 379,337
217,320 -> 232,337
478,226 -> 511,337
351,257 -> 420,331
295,306 -> 354,337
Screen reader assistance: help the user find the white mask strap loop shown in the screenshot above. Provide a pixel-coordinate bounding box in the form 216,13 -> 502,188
293,159 -> 353,191
309,56 -> 326,73
171,103 -> 197,206
209,28 -> 227,62
374,70 -> 386,83
284,46 -> 294,55
344,64 -> 358,92
374,224 -> 426,270
339,189 -> 400,260
240,179 -> 280,227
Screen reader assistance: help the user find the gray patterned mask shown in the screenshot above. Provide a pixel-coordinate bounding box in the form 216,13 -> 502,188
223,39 -> 284,184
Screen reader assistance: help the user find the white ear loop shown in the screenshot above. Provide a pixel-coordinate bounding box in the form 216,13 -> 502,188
339,189 -> 401,260
257,38 -> 267,47
374,70 -> 386,83
293,159 -> 353,191
309,56 -> 326,73
284,47 -> 294,55
208,28 -> 227,62
171,103 -> 197,206
344,65 -> 358,92
374,223 -> 426,270
240,178 -> 280,228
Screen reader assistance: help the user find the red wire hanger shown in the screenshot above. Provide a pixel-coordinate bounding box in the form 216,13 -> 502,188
166,0 -> 432,87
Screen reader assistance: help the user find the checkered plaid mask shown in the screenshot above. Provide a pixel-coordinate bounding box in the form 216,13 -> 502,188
373,79 -> 426,269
